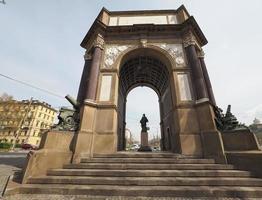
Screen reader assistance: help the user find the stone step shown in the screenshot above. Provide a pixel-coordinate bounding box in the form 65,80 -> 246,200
80,158 -> 215,164
64,163 -> 235,170
27,176 -> 262,186
6,184 -> 262,198
93,153 -> 187,158
47,169 -> 252,177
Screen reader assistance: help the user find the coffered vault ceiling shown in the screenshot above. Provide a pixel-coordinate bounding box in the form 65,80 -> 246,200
119,56 -> 169,96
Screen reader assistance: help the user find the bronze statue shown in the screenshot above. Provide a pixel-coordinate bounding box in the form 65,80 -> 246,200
140,114 -> 148,132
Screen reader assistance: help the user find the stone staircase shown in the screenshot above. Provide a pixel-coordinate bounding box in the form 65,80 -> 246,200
5,152 -> 262,198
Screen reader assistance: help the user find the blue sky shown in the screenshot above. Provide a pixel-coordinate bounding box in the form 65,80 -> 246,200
1,0 -> 262,140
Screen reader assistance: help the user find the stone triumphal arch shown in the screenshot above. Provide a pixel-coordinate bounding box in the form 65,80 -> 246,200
73,6 -> 224,163
21,5 -> 233,183
11,7 -> 262,198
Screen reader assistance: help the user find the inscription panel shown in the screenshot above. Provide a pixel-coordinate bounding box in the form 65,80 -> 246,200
109,15 -> 178,26
99,75 -> 112,101
177,73 -> 192,101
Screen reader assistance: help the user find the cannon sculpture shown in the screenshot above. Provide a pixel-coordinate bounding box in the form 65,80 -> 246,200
213,105 -> 248,131
52,95 -> 80,131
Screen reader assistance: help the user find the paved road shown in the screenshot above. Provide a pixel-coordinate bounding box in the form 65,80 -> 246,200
0,152 -> 27,197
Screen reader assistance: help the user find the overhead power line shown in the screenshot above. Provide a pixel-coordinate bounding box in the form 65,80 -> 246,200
0,73 -> 65,99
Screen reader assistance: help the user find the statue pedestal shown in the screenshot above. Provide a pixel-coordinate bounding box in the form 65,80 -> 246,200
138,131 -> 152,152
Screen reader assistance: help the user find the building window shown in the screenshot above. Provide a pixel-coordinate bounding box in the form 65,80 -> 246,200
10,139 -> 13,143
36,140 -> 39,145
22,139 -> 25,144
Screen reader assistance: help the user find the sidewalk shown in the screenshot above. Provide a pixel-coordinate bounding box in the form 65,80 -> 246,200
0,152 -> 27,197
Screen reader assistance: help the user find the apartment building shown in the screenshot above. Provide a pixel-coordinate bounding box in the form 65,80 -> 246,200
0,99 -> 57,146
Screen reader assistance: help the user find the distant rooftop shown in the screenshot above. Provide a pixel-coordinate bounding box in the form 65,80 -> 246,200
0,99 -> 57,112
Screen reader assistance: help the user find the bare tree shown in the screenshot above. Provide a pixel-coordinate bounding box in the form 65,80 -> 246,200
0,93 -> 13,101
0,0 -> 6,5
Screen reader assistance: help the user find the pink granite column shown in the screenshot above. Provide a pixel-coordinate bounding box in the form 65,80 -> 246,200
85,34 -> 104,101
198,52 -> 216,105
77,52 -> 92,105
185,44 -> 209,100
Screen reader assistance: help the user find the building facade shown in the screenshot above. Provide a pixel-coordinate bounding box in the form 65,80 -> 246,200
0,99 -> 57,146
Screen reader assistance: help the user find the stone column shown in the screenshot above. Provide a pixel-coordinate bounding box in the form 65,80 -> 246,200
77,52 -> 92,105
72,34 -> 104,163
184,33 -> 208,100
198,51 -> 216,105
183,32 -> 226,163
85,34 -> 104,101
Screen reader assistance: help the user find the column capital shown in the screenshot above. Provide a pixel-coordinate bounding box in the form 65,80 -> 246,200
83,51 -> 92,60
197,49 -> 205,58
183,31 -> 198,48
93,34 -> 105,50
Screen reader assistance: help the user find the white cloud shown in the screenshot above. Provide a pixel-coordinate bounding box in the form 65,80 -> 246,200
238,104 -> 262,125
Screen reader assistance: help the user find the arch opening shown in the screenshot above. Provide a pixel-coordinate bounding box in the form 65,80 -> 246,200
125,86 -> 161,151
117,48 -> 180,152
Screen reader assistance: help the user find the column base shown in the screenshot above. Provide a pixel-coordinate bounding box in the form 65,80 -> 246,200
138,146 -> 152,152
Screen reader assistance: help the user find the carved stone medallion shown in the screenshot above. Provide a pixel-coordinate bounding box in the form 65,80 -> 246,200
104,45 -> 133,68
153,43 -> 185,66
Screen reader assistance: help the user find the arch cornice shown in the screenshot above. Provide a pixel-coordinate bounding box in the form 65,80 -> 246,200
80,16 -> 208,50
